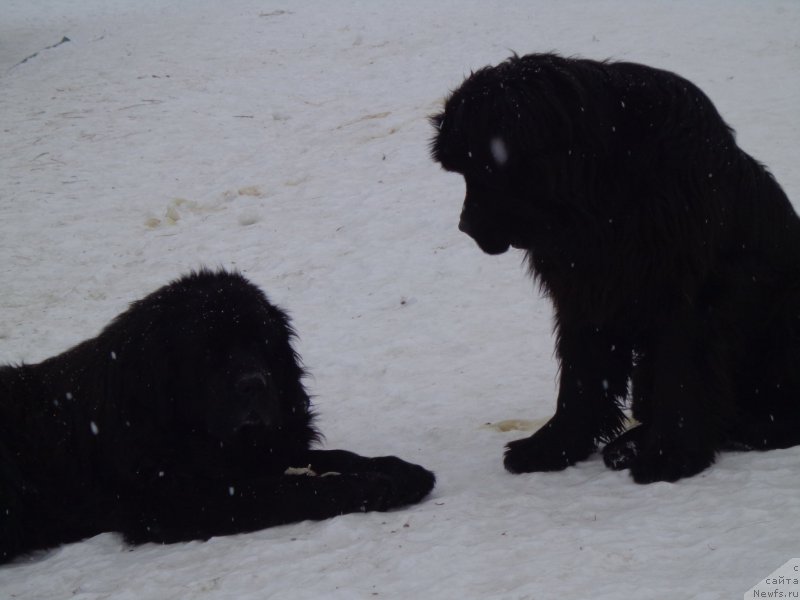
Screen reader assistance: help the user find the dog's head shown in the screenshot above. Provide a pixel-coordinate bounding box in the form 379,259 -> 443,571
430,53 -> 615,255
117,270 -> 317,446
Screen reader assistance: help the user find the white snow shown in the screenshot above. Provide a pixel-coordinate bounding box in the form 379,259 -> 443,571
1,1 -> 799,599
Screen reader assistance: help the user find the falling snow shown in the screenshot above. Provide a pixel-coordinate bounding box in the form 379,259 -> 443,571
489,136 -> 509,166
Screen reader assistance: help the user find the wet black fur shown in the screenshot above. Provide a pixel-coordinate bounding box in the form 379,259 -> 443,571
0,270 -> 434,563
430,52 -> 800,483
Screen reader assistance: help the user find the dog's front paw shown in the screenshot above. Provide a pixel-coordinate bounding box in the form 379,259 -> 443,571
366,456 -> 436,508
629,433 -> 715,483
602,425 -> 645,471
504,417 -> 596,473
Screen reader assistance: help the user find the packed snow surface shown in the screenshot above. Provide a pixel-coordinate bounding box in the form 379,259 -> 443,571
1,2 -> 799,599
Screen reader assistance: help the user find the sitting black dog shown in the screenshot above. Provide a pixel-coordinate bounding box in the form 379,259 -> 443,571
0,270 -> 434,562
430,52 -> 800,482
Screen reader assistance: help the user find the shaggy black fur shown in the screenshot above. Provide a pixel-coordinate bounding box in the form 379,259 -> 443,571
0,270 -> 434,563
430,52 -> 800,483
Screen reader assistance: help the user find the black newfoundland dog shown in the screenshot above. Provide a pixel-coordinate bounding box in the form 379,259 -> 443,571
430,52 -> 800,483
0,270 -> 434,563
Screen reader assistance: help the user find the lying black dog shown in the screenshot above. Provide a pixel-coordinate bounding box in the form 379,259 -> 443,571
430,52 -> 800,482
0,270 -> 434,562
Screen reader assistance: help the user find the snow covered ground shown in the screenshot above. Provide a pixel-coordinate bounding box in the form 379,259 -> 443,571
1,1 -> 799,598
